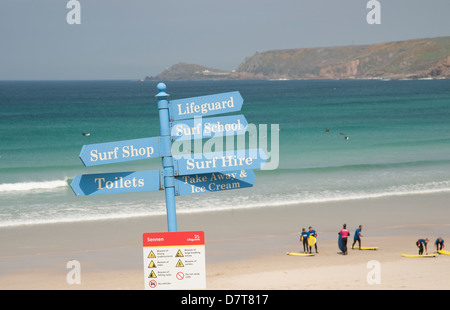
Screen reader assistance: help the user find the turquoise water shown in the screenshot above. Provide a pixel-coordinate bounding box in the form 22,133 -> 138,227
1,79 -> 450,227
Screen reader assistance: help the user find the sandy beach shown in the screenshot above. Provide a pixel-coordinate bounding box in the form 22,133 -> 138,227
1,191 -> 449,290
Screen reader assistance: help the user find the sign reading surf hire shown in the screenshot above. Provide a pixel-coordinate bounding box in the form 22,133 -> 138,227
143,231 -> 206,290
173,148 -> 268,176
169,91 -> 243,121
79,136 -> 164,167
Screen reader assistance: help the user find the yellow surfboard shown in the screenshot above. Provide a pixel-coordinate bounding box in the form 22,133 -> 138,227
286,252 -> 315,257
401,254 -> 438,258
352,246 -> 378,250
438,250 -> 450,255
308,236 -> 316,246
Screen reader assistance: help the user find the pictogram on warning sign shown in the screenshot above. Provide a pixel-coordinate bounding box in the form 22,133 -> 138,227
148,250 -> 156,258
176,272 -> 184,280
148,260 -> 157,268
176,249 -> 184,257
176,259 -> 184,267
148,270 -> 157,278
149,280 -> 157,288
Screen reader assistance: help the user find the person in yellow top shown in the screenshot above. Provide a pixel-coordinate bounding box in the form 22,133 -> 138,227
308,226 -> 318,253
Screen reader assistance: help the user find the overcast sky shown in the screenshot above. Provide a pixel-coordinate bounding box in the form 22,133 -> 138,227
1,0 -> 450,80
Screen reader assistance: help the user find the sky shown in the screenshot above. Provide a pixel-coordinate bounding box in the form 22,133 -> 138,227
1,0 -> 450,80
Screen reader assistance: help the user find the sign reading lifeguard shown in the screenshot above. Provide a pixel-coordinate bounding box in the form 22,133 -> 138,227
169,91 -> 243,121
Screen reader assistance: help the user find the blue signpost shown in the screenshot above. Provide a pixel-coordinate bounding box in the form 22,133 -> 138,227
173,170 -> 256,196
71,83 -> 264,232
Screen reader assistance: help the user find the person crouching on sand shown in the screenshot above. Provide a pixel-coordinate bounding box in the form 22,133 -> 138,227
435,237 -> 445,252
416,238 -> 429,255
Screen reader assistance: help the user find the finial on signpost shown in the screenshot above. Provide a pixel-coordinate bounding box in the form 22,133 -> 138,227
156,82 -> 168,97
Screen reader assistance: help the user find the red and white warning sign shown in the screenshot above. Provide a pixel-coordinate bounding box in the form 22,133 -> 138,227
142,231 -> 206,290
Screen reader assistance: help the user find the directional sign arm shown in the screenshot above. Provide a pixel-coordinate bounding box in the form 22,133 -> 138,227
174,170 -> 255,196
173,148 -> 268,176
170,114 -> 248,141
70,170 -> 163,196
79,136 -> 162,167
169,91 -> 243,121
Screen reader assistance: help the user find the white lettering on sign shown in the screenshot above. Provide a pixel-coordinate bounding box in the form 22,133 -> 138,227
94,176 -> 144,190
173,118 -> 243,137
177,96 -> 235,117
180,170 -> 248,194
89,145 -> 154,163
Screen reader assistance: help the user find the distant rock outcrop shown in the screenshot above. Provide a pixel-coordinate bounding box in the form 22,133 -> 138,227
147,36 -> 450,81
144,63 -> 231,81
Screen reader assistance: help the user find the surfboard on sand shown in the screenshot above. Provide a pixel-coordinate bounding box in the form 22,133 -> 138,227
338,234 -> 344,252
401,254 -> 438,258
308,236 -> 316,246
438,250 -> 450,255
286,252 -> 315,257
352,246 -> 378,250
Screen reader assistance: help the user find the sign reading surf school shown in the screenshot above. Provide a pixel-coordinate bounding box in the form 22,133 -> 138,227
169,91 -> 243,121
170,114 -> 248,141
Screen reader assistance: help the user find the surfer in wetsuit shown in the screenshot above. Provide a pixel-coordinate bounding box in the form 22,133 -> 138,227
352,225 -> 363,249
338,224 -> 351,255
416,238 -> 429,255
308,226 -> 318,253
435,237 -> 445,252
300,228 -> 310,254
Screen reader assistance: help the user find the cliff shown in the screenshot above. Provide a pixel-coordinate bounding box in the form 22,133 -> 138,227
147,36 -> 450,80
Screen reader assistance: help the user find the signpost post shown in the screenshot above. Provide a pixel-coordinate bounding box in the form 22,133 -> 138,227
156,83 -> 178,232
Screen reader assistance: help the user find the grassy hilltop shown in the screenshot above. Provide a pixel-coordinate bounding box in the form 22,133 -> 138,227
146,36 -> 450,80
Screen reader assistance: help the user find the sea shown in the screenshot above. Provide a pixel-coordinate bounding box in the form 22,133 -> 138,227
1,79 -> 450,228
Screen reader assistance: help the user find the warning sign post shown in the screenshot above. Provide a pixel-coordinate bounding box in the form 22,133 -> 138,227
143,231 -> 206,290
